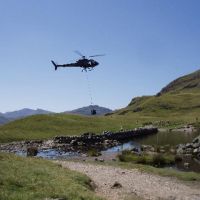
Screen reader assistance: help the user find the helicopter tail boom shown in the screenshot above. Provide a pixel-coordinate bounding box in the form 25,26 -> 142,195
51,60 -> 58,70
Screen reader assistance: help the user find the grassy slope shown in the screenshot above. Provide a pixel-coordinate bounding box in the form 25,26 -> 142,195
117,91 -> 200,116
159,69 -> 200,95
115,69 -> 200,120
0,152 -> 102,200
0,114 -> 139,143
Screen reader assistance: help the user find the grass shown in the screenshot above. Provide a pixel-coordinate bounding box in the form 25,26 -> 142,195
115,150 -> 200,181
0,113 -> 139,143
118,150 -> 175,167
0,152 -> 102,200
114,91 -> 200,129
0,107 -> 200,143
116,161 -> 200,181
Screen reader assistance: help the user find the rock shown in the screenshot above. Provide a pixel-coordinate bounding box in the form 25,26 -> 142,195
177,144 -> 186,150
131,147 -> 139,153
111,181 -> 122,189
193,136 -> 200,143
27,146 -> 38,156
89,180 -> 97,190
193,148 -> 199,154
185,148 -> 193,154
184,162 -> 190,168
70,140 -> 78,146
176,148 -> 185,154
170,148 -> 176,154
186,143 -> 193,148
141,145 -> 155,152
160,149 -> 165,153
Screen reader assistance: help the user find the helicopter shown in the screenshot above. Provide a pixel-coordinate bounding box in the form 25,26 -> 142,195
51,51 -> 105,72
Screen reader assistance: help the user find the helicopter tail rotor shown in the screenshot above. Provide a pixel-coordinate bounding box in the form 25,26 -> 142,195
51,60 -> 58,71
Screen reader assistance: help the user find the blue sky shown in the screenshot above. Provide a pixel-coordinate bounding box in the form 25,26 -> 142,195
0,0 -> 200,112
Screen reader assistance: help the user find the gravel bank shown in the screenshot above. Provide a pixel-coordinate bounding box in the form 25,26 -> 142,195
56,161 -> 200,200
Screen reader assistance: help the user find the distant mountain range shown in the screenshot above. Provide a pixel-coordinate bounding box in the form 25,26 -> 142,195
0,105 -> 112,125
0,108 -> 53,125
3,108 -> 52,119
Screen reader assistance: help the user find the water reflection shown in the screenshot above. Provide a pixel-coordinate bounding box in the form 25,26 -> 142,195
134,131 -> 199,146
102,141 -> 141,153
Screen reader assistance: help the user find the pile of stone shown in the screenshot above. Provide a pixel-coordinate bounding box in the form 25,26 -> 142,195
54,128 -> 158,144
176,135 -> 200,160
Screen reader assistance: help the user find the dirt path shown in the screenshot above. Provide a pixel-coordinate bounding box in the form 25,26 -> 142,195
57,161 -> 200,200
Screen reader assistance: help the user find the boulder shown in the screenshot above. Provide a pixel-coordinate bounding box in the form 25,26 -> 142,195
111,181 -> 122,189
27,146 -> 38,156
192,143 -> 200,148
193,136 -> 200,143
186,143 -> 193,148
176,148 -> 185,155
184,162 -> 190,168
193,148 -> 199,154
185,148 -> 193,154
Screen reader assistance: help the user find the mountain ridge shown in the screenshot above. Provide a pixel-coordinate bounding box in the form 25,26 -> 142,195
115,69 -> 200,116
157,69 -> 200,95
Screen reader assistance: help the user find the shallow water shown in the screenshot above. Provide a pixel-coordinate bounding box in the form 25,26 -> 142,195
134,130 -> 199,146
102,131 -> 199,153
16,149 -> 80,160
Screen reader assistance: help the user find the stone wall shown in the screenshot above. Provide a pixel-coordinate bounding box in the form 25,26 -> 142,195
53,128 -> 158,144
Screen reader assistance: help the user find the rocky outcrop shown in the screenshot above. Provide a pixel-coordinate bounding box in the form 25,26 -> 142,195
176,135 -> 200,160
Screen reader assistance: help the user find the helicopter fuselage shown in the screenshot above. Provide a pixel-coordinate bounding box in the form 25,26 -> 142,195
52,58 -> 99,71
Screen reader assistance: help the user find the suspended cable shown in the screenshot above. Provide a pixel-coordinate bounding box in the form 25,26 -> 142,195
84,71 -> 96,115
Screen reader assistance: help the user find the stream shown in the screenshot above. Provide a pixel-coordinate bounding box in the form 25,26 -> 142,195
15,130 -> 200,172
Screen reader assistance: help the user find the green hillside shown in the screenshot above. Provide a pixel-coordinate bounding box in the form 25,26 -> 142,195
0,114 -> 138,143
114,69 -> 200,124
158,69 -> 200,95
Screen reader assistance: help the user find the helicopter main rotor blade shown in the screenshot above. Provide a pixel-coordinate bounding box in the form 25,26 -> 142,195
89,54 -> 105,58
74,50 -> 84,57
